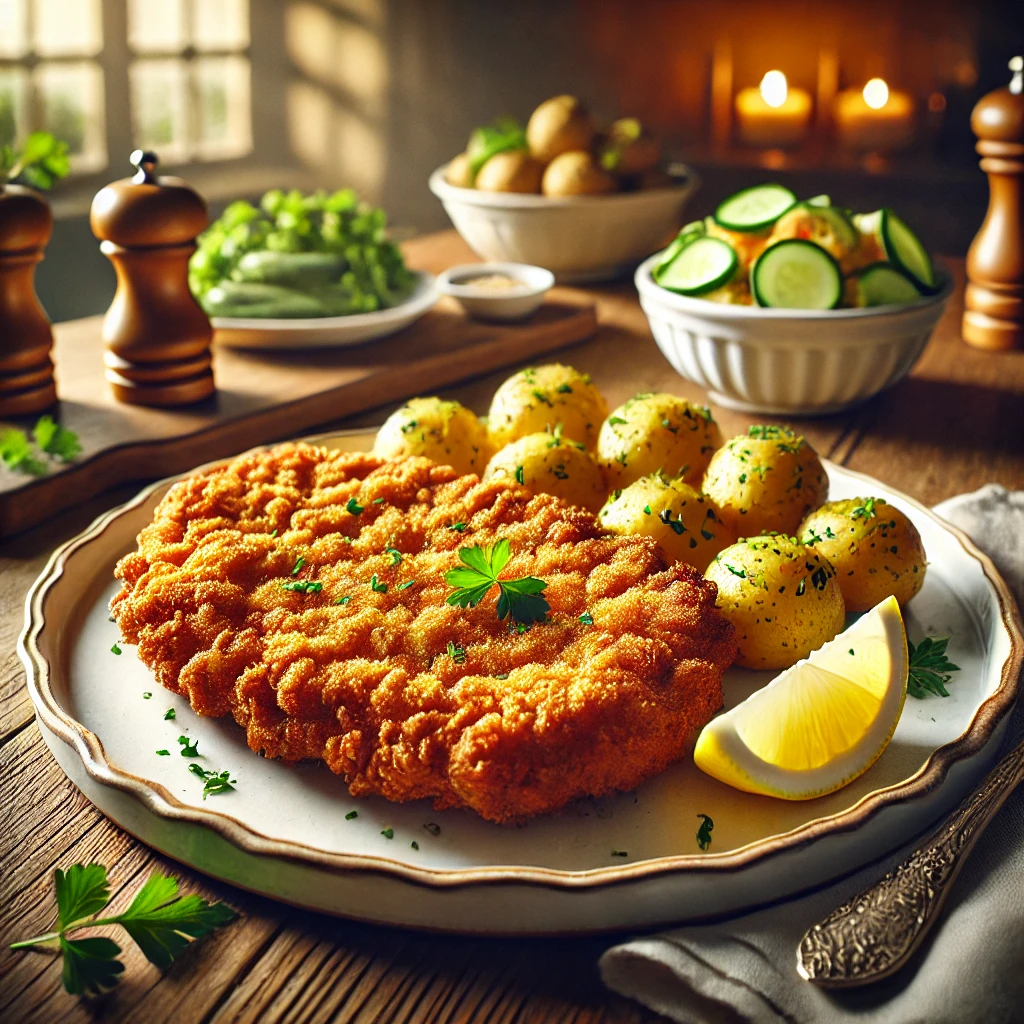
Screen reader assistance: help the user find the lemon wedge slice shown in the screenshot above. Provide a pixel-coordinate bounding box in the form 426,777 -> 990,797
694,596 -> 908,799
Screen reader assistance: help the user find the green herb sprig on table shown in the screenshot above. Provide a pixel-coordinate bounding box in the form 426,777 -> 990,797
444,539 -> 549,625
2,131 -> 70,189
1,416 -> 81,476
908,636 -> 961,698
9,864 -> 237,996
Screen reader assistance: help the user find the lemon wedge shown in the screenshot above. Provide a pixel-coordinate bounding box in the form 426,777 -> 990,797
694,596 -> 908,799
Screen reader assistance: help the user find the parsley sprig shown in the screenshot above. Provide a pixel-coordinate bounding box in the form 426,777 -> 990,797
908,636 -> 960,698
444,539 -> 549,625
9,864 -> 237,996
0,415 -> 81,476
696,813 -> 714,851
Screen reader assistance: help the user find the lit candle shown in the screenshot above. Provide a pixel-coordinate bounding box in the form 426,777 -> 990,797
834,78 -> 916,152
734,71 -> 813,148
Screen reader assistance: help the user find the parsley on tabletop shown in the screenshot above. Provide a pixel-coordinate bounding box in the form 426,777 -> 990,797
444,539 -> 550,625
34,415 -> 81,461
1,415 -> 81,476
2,131 -> 69,189
908,636 -> 960,698
8,863 -> 236,996
696,813 -> 714,851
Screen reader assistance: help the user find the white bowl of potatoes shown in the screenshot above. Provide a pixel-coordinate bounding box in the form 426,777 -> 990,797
429,95 -> 699,283
635,185 -> 954,415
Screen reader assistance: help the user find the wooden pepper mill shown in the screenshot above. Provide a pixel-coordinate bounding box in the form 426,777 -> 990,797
90,150 -> 215,406
962,57 -> 1024,351
0,184 -> 58,416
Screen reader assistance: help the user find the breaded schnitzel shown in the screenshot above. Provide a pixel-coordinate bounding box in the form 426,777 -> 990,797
112,444 -> 735,823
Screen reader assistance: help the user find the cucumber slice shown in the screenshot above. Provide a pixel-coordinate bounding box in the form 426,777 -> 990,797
806,194 -> 831,207
714,184 -> 797,232
679,219 -> 706,237
654,222 -> 707,276
751,240 -> 842,309
793,202 -> 858,250
853,210 -> 935,292
852,263 -> 922,307
655,236 -> 738,296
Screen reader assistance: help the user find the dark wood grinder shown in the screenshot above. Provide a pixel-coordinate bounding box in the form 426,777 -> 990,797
0,185 -> 58,416
963,57 -> 1024,351
90,150 -> 215,406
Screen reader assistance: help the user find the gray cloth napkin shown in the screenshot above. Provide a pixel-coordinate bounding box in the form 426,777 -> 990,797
600,485 -> 1024,1024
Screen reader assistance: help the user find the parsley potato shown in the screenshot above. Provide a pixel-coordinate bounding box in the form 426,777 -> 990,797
599,473 -> 736,571
597,393 -> 723,490
705,535 -> 846,670
374,397 -> 491,476
484,430 -> 606,512
800,497 -> 926,611
488,364 -> 608,451
703,426 -> 828,537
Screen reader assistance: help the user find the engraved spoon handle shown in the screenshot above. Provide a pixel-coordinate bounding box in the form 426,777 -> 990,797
798,736 -> 1024,987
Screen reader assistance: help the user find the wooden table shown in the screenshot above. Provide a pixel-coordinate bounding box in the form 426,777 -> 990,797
2,233 -> 1023,1024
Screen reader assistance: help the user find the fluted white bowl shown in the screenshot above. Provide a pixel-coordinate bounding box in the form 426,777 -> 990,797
429,164 -> 699,283
635,253 -> 954,415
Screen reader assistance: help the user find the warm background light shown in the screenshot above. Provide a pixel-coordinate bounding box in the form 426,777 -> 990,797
863,77 -> 889,110
760,70 -> 788,108
735,68 -> 811,148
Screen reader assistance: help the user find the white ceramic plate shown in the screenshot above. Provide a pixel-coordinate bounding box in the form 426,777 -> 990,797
210,272 -> 437,350
20,432 -> 1022,935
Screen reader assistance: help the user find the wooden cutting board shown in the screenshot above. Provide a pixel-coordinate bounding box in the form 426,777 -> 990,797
0,238 -> 596,537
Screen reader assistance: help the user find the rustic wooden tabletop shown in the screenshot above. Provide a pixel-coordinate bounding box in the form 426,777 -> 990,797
2,233 -> 1023,1024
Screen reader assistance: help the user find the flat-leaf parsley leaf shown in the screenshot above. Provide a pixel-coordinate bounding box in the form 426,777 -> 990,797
444,539 -> 549,625
908,636 -> 960,698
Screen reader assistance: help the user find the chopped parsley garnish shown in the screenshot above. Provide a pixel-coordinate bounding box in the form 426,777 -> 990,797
700,529 -> 714,541
346,497 -> 364,516
724,563 -> 746,579
397,580 -> 416,591
494,673 -> 509,680
334,595 -> 351,605
400,419 -> 418,434
291,556 -> 305,575
803,527 -> 823,545
658,509 -> 685,535
380,827 -> 394,839
643,504 -> 652,516
178,736 -> 199,757
270,529 -> 278,538
423,822 -> 441,836
447,522 -> 468,532
531,389 -> 553,407
446,641 -> 467,664
282,580 -> 322,594
372,497 -> 385,505
110,643 -> 122,655
579,611 -> 594,626
747,425 -> 795,441
444,539 -> 550,625
696,813 -> 714,851
608,415 -> 627,426
163,708 -> 176,721
345,810 -> 358,820
370,575 -> 388,593
611,850 -> 628,858
411,841 -> 419,850
615,452 -> 628,467
142,692 -> 152,699
8,862 -> 236,995
34,415 -> 82,461
188,764 -> 236,799
386,547 -> 402,565
556,383 -> 573,394
155,749 -> 170,756
515,465 -> 524,484
850,498 -> 877,521
908,636 -> 960,698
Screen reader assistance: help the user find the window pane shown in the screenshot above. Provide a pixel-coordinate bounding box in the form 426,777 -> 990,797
192,0 -> 249,51
130,58 -> 189,163
33,0 -> 102,57
35,61 -> 106,171
193,55 -> 251,159
127,0 -> 185,53
0,67 -> 28,147
0,0 -> 29,58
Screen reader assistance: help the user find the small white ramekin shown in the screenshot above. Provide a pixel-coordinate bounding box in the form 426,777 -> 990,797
429,164 -> 699,283
437,262 -> 554,322
635,253 -> 954,415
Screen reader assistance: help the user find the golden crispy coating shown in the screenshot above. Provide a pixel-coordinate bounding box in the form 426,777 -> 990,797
112,444 -> 735,823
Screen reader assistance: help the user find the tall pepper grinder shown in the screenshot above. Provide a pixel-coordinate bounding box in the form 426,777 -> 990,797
90,150 -> 215,405
962,57 -> 1024,351
0,185 -> 57,416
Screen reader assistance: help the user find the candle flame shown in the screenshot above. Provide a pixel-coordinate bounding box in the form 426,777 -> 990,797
760,70 -> 788,108
863,78 -> 889,110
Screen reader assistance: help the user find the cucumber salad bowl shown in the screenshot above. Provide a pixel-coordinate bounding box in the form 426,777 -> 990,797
636,183 -> 953,415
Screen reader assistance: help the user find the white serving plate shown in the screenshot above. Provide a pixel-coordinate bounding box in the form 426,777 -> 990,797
211,272 -> 437,349
19,432 -> 1022,935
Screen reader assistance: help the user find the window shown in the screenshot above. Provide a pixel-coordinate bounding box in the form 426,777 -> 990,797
0,0 -> 251,176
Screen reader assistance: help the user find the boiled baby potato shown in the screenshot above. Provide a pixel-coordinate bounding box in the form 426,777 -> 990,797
484,431 -> 606,513
705,535 -> 846,670
599,473 -> 736,572
475,150 -> 544,194
446,152 -> 475,188
800,497 -> 926,612
526,95 -> 596,164
488,364 -> 608,450
374,397 -> 491,476
597,392 -> 723,491
542,151 -> 617,197
703,426 -> 828,537
597,117 -> 661,177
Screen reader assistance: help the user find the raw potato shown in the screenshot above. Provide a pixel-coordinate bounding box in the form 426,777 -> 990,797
488,364 -> 608,451
475,150 -> 544,194
599,474 -> 736,572
542,151 -> 617,197
484,431 -> 606,513
703,426 -> 828,537
374,397 -> 492,476
597,392 -> 723,490
526,95 -> 596,163
446,152 -> 474,188
705,536 -> 846,670
800,497 -> 926,612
